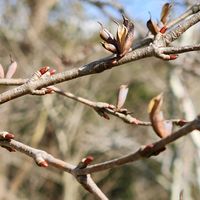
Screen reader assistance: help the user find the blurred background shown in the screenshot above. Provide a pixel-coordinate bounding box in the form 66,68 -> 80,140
0,0 -> 200,199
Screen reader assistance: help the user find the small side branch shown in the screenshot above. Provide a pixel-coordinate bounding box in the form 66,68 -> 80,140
162,44 -> 200,54
0,138 -> 74,172
167,4 -> 200,28
165,11 -> 200,44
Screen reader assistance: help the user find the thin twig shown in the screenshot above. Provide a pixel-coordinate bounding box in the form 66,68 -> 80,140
162,44 -> 200,54
0,80 -> 189,127
167,4 -> 200,29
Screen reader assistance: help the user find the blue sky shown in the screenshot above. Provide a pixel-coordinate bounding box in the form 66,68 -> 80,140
84,0 -> 187,22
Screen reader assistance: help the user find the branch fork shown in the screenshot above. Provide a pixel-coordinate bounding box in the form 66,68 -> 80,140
26,66 -> 56,95
0,3 -> 200,199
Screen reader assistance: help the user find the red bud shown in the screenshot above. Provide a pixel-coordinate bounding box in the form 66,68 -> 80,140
169,55 -> 178,60
39,66 -> 50,75
37,160 -> 48,167
45,88 -> 54,94
176,119 -> 187,127
82,156 -> 94,165
50,69 -> 56,75
160,26 -> 167,34
4,133 -> 15,139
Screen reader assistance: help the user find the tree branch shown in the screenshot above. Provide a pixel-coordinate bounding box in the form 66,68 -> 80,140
165,11 -> 200,44
161,44 -> 200,54
1,116 -> 200,177
1,3 -> 200,199
75,116 -> 200,175
0,6 -> 199,104
167,4 -> 200,29
0,134 -> 108,200
0,80 -> 187,127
